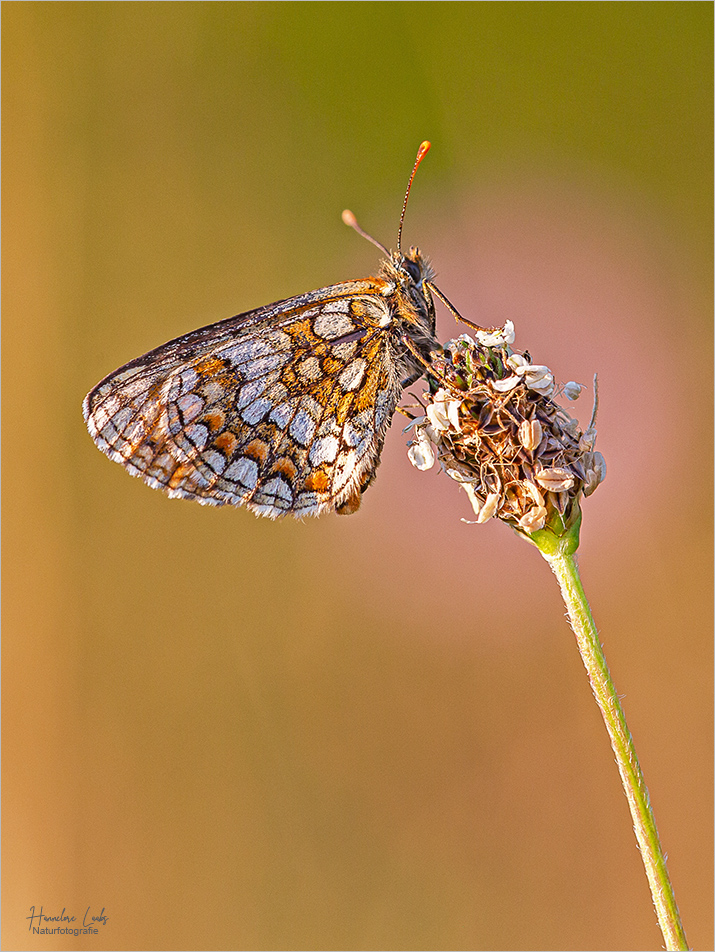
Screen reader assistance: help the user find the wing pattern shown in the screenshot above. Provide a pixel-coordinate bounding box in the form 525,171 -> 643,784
84,282 -> 409,517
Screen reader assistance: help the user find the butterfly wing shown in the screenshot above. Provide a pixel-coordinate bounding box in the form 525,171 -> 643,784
83,280 -> 405,517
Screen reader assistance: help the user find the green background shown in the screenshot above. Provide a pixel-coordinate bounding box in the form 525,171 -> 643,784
4,3 -> 712,950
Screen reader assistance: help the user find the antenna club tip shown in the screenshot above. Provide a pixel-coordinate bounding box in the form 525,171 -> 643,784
418,140 -> 431,156
341,209 -> 357,227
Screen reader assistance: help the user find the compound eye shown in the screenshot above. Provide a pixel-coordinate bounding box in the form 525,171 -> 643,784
403,258 -> 422,283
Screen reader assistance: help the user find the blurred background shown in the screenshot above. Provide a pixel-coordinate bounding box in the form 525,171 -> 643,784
3,4 -> 712,950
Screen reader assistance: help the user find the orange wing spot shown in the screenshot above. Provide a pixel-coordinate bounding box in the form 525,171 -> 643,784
214,431 -> 238,456
320,357 -> 343,377
279,364 -> 300,391
283,318 -> 316,348
271,456 -> 298,482
304,470 -> 330,493
195,356 -> 229,377
311,379 -> 336,405
203,409 -> 226,432
335,392 -> 355,425
243,438 -> 270,465
352,375 -> 380,412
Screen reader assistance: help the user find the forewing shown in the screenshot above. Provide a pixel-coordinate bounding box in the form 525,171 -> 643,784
83,281 -> 404,517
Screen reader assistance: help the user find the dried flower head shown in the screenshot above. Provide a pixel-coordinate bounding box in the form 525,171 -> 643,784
406,325 -> 606,538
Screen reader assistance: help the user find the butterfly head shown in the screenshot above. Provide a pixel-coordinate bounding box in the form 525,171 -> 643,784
383,245 -> 435,321
395,245 -> 433,289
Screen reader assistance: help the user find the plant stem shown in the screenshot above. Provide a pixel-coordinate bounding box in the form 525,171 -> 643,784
544,548 -> 689,952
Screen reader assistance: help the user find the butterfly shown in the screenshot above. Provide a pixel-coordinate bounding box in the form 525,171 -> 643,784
83,141 -> 464,518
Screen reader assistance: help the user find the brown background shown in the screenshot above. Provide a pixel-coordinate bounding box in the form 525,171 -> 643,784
3,3 -> 712,950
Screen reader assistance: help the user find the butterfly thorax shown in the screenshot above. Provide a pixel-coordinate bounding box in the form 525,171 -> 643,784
379,246 -> 438,387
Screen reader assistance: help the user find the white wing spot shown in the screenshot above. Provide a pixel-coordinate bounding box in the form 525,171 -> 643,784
332,340 -> 357,360
289,408 -> 317,446
179,369 -> 198,392
308,434 -> 339,465
202,449 -> 227,475
313,311 -> 355,340
224,457 -> 258,490
185,423 -> 209,451
241,397 -> 272,425
333,449 -> 357,491
269,399 -> 298,429
242,353 -> 288,379
236,377 -> 267,409
338,358 -> 367,392
297,357 -> 322,382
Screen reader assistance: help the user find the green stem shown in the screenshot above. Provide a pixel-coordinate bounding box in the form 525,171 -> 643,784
543,547 -> 688,951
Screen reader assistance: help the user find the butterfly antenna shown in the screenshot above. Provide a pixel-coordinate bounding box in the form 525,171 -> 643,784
397,140 -> 431,253
341,209 -> 390,257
